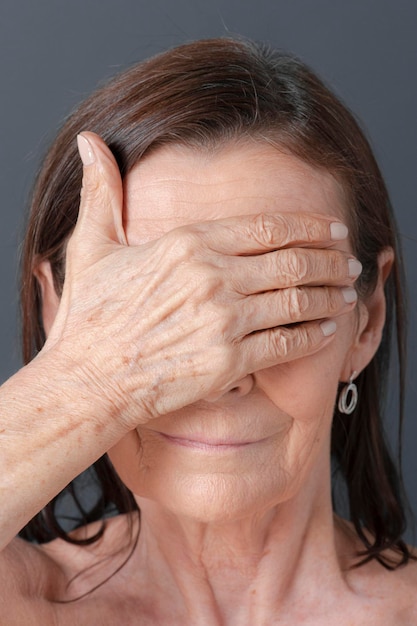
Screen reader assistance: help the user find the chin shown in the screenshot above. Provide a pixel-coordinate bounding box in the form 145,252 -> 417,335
135,475 -> 273,523
124,458 -> 296,524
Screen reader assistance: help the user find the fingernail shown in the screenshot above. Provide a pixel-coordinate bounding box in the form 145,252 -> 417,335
330,222 -> 348,240
342,287 -> 358,304
320,320 -> 337,336
348,258 -> 362,277
77,134 -> 95,166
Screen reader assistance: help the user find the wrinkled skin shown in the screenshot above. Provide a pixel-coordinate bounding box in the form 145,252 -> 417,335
2,134 -> 414,626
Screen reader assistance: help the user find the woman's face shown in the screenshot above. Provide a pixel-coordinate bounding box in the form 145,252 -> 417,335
109,140 -> 359,522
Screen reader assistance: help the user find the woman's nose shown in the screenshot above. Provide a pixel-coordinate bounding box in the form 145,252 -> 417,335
204,375 -> 255,402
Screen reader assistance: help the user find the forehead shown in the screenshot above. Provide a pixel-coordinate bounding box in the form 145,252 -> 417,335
123,141 -> 347,245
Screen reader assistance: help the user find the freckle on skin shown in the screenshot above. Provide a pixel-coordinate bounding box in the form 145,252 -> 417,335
36,406 -> 43,413
94,421 -> 105,434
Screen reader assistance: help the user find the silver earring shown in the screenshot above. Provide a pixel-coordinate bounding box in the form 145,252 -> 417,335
338,371 -> 358,415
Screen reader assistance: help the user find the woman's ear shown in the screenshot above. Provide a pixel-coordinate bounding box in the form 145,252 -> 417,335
34,260 -> 60,337
341,247 -> 394,381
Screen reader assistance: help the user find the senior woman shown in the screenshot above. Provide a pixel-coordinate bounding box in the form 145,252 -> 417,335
0,38 -> 415,624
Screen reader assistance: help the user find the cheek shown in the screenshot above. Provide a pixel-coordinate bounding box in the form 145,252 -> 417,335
256,360 -> 336,422
255,316 -> 356,425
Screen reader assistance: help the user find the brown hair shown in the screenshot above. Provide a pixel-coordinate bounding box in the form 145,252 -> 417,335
19,38 -> 411,568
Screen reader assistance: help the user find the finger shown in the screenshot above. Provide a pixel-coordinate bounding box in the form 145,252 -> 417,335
74,131 -> 127,246
228,248 -> 362,295
237,286 -> 357,335
186,212 -> 348,256
242,318 -> 337,372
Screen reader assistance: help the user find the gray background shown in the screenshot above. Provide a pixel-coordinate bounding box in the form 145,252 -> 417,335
0,0 -> 416,535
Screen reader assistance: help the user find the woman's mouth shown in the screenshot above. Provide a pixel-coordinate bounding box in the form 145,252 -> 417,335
158,432 -> 265,452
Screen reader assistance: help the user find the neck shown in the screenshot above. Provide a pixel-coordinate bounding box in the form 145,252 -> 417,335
125,462 -> 351,624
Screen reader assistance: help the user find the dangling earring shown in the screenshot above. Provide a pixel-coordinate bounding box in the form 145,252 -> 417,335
338,371 -> 358,415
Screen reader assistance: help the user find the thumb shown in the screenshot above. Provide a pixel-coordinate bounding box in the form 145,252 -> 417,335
75,131 -> 127,246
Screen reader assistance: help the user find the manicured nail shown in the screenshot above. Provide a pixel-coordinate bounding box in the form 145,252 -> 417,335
330,222 -> 348,240
342,287 -> 358,304
77,134 -> 95,166
348,258 -> 362,277
320,320 -> 337,336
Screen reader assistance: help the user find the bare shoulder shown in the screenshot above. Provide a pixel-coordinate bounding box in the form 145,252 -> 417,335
0,517 -> 122,599
0,536 -> 59,592
335,518 -> 417,624
348,548 -> 417,625
0,516 -> 138,624
0,536 -> 63,623
389,552 -> 417,618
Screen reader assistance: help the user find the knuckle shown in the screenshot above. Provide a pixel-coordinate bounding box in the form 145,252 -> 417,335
327,251 -> 341,279
274,330 -> 292,358
271,327 -> 295,358
256,321 -> 319,367
250,213 -> 284,248
280,249 -> 309,283
165,227 -> 201,261
285,287 -> 310,322
196,295 -> 235,340
277,325 -> 309,357
291,324 -> 311,352
198,272 -> 223,303
80,175 -> 102,204
214,302 -> 237,337
183,260 -> 223,299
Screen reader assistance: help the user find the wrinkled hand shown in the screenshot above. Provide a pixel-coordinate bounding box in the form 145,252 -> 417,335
43,132 -> 360,431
